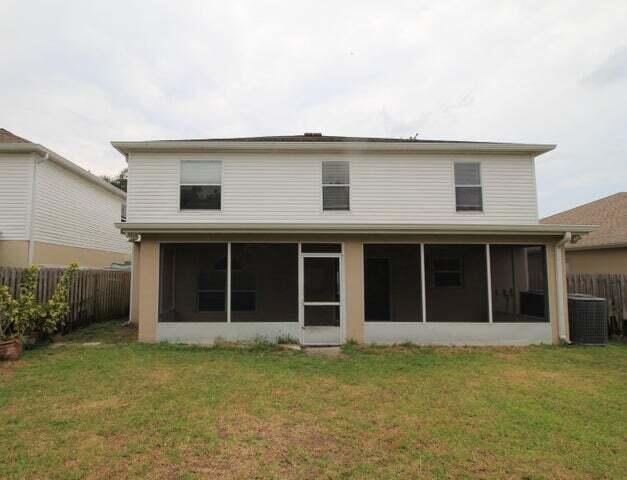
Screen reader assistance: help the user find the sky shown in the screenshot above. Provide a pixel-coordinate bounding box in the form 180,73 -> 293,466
1,1 -> 626,217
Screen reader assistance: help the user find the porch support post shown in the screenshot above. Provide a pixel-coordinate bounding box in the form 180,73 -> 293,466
227,242 -> 231,323
298,242 -> 304,344
546,243 -> 562,344
129,241 -> 141,325
486,244 -> 493,323
137,239 -> 159,342
420,243 -> 426,323
344,240 -> 365,343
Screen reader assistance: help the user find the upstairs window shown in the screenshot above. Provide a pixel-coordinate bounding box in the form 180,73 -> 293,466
120,203 -> 127,223
322,161 -> 350,211
180,161 -> 222,210
454,162 -> 483,212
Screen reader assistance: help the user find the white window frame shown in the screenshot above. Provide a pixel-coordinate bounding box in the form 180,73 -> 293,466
453,161 -> 484,213
321,160 -> 351,212
179,160 -> 223,211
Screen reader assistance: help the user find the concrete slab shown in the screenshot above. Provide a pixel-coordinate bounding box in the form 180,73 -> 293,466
304,346 -> 343,357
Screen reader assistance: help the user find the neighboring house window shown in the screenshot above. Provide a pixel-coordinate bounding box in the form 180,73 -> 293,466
433,257 -> 462,287
454,162 -> 483,211
322,161 -> 350,211
120,203 -> 127,223
180,160 -> 222,210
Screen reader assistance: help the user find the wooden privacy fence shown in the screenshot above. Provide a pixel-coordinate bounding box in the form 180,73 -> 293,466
567,273 -> 627,337
0,267 -> 131,332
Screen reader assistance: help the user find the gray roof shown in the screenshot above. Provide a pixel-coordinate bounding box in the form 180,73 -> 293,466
149,133 -> 526,145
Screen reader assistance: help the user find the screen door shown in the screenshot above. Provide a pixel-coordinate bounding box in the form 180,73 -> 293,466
301,253 -> 342,345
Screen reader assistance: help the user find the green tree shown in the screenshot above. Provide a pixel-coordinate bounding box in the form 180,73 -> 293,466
102,167 -> 128,192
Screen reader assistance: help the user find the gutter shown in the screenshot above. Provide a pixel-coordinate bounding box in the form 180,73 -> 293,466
555,232 -> 572,343
115,222 -> 594,236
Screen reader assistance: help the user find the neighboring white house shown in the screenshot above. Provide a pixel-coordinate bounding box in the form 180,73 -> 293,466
0,128 -> 130,268
113,133 -> 591,346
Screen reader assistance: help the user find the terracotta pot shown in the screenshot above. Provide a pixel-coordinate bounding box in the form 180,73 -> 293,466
0,338 -> 22,361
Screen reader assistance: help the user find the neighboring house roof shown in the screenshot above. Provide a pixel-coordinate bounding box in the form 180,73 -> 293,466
542,192 -> 627,250
0,128 -> 31,143
0,128 -> 125,199
112,133 -> 555,156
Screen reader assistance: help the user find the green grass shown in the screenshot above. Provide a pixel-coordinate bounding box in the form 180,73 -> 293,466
1,320 -> 626,479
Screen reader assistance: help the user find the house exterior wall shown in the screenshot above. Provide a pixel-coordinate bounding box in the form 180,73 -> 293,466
32,241 -> 130,268
132,234 -> 564,346
33,159 -> 130,258
0,154 -> 34,242
137,239 -> 159,342
126,152 -> 539,225
0,240 -> 29,267
565,247 -> 627,274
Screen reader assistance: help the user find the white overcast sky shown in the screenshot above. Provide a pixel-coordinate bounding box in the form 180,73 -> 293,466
1,1 -> 626,216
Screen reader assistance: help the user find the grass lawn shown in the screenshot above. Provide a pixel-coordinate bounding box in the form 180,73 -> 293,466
1,321 -> 626,479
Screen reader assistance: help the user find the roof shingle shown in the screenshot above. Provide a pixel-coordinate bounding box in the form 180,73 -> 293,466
542,192 -> 627,249
150,134 -> 520,144
0,128 -> 31,144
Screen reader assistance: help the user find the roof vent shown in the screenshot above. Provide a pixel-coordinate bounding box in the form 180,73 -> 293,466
304,132 -> 322,137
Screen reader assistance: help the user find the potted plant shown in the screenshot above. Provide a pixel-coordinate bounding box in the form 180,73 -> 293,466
0,264 -> 77,360
0,285 -> 26,361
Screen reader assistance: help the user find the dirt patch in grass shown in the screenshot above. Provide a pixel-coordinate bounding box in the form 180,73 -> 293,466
57,318 -> 137,345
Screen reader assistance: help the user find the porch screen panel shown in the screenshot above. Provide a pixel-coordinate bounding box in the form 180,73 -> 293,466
159,245 -> 176,322
490,245 -> 548,322
425,245 -> 488,322
159,243 -> 227,322
364,244 -> 422,322
231,244 -> 298,322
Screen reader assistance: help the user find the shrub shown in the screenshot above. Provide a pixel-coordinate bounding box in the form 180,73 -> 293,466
0,263 -> 78,341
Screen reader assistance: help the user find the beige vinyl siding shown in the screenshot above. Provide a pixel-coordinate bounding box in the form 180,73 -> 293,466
126,152 -> 539,225
0,154 -> 34,240
33,160 -> 130,254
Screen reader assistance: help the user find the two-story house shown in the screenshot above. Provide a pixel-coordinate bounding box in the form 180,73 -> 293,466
0,128 -> 130,268
113,134 -> 591,346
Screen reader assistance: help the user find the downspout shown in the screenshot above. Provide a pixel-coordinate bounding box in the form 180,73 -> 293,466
27,152 -> 49,264
555,231 -> 571,343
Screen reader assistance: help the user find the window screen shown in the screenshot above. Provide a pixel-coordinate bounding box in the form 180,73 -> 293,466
180,161 -> 222,210
364,244 -> 422,322
231,244 -> 298,322
490,245 -> 548,322
454,162 -> 482,211
158,243 -> 228,322
425,245 -> 488,322
322,161 -> 349,211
